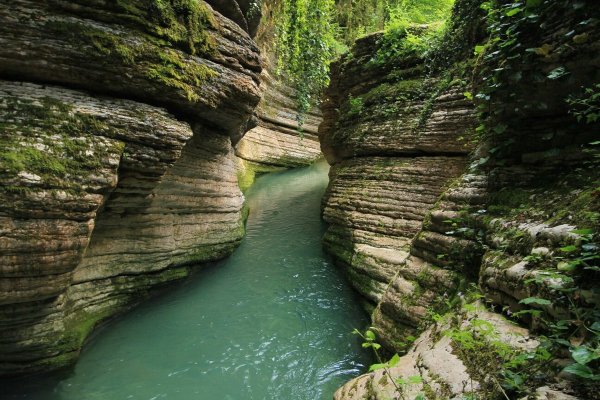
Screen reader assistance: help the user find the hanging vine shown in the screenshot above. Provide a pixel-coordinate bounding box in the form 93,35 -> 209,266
275,0 -> 337,123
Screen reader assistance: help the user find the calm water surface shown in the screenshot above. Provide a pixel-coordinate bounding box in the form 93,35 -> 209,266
6,160 -> 370,400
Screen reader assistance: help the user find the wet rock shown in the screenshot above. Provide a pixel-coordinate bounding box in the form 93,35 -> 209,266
0,1 -> 262,375
0,81 -> 247,375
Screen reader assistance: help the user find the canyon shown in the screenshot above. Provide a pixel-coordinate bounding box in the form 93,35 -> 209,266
1,0 -> 599,399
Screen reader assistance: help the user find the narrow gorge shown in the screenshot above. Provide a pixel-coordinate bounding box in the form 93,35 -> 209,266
1,0 -> 599,399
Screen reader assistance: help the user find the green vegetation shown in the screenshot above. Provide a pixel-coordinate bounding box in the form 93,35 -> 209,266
368,24 -> 440,67
45,20 -> 216,102
346,95 -> 365,117
353,328 -> 425,400
510,229 -> 600,396
114,0 -> 216,55
0,96 -> 123,189
448,191 -> 600,398
445,304 -> 553,400
275,0 -> 338,120
335,0 -> 455,44
568,83 -> 600,124
274,0 -> 457,122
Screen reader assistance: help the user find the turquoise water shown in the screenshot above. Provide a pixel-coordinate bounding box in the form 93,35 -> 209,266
5,161 -> 370,400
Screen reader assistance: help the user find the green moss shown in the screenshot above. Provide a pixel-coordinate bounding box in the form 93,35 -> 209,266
490,188 -> 531,210
412,75 -> 453,132
44,20 -> 141,63
241,202 -> 250,227
34,351 -> 80,372
236,160 -> 286,193
486,167 -> 599,229
143,48 -> 216,102
1,147 -> 66,175
446,315 -> 513,399
368,79 -> 424,103
181,246 -> 228,265
44,19 -> 217,102
115,0 -> 216,56
0,97 -> 123,188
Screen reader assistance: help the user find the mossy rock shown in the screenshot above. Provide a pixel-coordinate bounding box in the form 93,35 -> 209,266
0,96 -> 124,190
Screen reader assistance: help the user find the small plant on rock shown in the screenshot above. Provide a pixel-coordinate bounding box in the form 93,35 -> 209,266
353,328 -> 425,400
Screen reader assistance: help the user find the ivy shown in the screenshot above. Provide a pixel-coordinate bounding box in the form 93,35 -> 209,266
568,83 -> 600,124
275,0 -> 338,123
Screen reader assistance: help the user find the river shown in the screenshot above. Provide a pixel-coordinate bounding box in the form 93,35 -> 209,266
5,160 -> 371,400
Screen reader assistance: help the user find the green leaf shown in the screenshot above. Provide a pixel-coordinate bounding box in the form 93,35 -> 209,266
362,342 -> 372,348
590,322 -> 600,332
408,375 -> 423,384
557,261 -> 579,272
526,0 -> 542,8
365,330 -> 376,341
513,309 -> 542,318
493,124 -> 508,134
547,67 -> 569,80
464,91 -> 473,100
519,297 -> 551,306
572,347 -> 600,365
474,45 -> 485,55
372,343 -> 381,350
560,245 -> 578,253
388,353 -> 401,367
476,157 -> 489,166
505,7 -> 523,17
563,363 -> 595,379
480,2 -> 493,11
368,363 -> 387,372
571,228 -> 594,235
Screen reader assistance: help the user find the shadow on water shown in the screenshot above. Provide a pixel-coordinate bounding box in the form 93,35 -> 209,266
3,160 -> 371,400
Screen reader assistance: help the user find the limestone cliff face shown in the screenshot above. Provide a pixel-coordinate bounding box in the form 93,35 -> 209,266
320,30 -> 477,324
323,0 -> 599,398
234,0 -> 322,172
0,1 -> 260,375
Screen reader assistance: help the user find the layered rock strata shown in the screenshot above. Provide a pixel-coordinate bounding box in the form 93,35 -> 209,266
320,29 -> 477,326
324,0 -> 599,398
0,1 -> 261,375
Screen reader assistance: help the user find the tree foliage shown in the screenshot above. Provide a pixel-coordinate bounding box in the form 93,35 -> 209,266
275,0 -> 456,119
335,0 -> 455,43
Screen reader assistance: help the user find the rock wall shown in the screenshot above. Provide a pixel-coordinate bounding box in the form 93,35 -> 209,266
323,0 -> 599,398
320,28 -> 477,322
234,0 -> 322,174
0,0 -> 261,375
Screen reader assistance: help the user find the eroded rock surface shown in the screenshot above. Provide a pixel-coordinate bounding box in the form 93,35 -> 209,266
319,29 -> 477,322
324,1 -> 599,398
0,1 -> 261,375
0,0 -> 261,137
